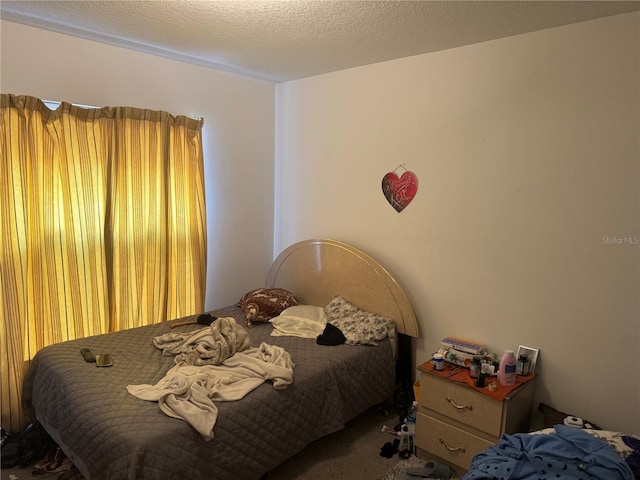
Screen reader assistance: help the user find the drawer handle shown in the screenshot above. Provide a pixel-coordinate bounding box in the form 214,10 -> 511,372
445,396 -> 473,411
439,437 -> 466,454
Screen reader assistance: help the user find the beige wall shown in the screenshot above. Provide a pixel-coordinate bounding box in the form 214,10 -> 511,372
1,20 -> 276,310
275,12 -> 639,434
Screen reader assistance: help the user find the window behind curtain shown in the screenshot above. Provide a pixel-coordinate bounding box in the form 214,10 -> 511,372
0,94 -> 207,432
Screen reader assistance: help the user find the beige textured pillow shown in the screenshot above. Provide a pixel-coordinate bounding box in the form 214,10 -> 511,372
324,295 -> 395,346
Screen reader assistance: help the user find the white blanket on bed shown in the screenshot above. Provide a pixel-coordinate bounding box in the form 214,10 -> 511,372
270,316 -> 327,338
127,342 -> 294,440
153,316 -> 252,365
269,305 -> 327,338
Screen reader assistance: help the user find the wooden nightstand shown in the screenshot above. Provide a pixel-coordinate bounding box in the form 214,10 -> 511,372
415,361 -> 536,471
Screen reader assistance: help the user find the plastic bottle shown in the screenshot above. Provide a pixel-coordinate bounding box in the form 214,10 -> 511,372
498,350 -> 517,386
517,354 -> 529,375
406,401 -> 417,431
406,400 -> 417,455
399,425 -> 410,452
470,356 -> 481,379
432,353 -> 444,371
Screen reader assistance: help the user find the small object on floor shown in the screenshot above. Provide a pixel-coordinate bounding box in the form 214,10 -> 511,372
1,434 -> 19,468
398,449 -> 412,459
33,447 -> 73,475
381,424 -> 401,436
1,422 -> 55,469
380,438 -> 401,458
380,442 -> 395,458
405,461 -> 452,478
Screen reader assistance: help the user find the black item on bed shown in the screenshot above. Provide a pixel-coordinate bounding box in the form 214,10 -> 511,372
170,313 -> 218,329
316,322 -> 346,345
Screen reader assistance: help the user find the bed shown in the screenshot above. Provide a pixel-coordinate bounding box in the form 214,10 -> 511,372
22,239 -> 419,480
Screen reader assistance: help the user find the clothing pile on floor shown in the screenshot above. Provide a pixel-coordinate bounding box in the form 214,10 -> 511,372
1,423 -> 81,478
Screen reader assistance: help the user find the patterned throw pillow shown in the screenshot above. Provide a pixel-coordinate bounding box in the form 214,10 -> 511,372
238,288 -> 298,326
324,296 -> 395,346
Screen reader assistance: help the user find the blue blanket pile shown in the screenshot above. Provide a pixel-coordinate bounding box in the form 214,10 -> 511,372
462,425 -> 635,480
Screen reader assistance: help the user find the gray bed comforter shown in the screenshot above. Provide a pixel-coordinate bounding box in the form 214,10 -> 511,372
22,305 -> 394,480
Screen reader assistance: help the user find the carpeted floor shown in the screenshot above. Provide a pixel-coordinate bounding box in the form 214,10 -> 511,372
267,404 -> 406,479
258,405 -> 461,480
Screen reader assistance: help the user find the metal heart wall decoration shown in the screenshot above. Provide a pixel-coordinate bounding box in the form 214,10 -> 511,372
382,168 -> 419,213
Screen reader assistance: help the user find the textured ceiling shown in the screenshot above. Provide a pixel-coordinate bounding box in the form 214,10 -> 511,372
2,1 -> 639,83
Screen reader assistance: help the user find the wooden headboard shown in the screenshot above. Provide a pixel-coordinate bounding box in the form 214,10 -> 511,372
266,239 -> 419,337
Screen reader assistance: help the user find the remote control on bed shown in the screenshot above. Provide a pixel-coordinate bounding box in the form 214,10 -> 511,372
80,348 -> 95,362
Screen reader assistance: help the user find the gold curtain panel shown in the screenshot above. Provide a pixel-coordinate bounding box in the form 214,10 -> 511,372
0,94 -> 207,431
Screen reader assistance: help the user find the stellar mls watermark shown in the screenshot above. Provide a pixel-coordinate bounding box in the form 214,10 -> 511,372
602,235 -> 639,245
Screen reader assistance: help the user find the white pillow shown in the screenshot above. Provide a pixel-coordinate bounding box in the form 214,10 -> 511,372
269,305 -> 327,338
279,305 -> 328,322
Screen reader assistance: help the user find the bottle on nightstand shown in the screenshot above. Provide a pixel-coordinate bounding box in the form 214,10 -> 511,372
498,350 -> 517,386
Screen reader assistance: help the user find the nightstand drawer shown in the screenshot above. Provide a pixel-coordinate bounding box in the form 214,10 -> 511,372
420,373 -> 502,437
416,412 -> 493,470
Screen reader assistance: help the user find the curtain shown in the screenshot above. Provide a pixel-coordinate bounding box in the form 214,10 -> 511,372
0,94 -> 207,432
